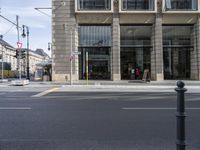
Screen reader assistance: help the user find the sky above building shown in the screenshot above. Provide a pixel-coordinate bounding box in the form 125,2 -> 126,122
0,0 -> 51,56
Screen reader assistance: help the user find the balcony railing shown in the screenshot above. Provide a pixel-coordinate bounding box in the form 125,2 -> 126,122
165,0 -> 198,11
122,0 -> 154,11
77,0 -> 111,11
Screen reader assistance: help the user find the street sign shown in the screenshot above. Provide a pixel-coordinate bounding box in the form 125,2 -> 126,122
17,42 -> 22,48
72,51 -> 81,55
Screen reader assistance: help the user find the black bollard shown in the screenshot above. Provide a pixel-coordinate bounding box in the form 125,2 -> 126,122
175,81 -> 187,150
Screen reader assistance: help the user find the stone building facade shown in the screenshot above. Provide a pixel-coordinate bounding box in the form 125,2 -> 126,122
52,0 -> 200,81
0,38 -> 49,77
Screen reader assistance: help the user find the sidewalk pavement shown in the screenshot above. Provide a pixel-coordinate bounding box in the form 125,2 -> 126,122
30,80 -> 200,93
0,80 -> 199,93
1,79 -> 200,87
31,80 -> 200,87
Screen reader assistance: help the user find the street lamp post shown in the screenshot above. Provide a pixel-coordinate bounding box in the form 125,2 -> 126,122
22,25 -> 30,80
0,35 -> 4,80
64,24 -> 77,85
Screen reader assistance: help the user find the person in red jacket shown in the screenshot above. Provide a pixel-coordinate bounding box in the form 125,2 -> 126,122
135,67 -> 141,79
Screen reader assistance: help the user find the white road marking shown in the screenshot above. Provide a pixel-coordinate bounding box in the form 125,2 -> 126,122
0,107 -> 31,110
186,97 -> 200,101
122,107 -> 200,110
31,88 -> 60,97
0,92 -> 6,95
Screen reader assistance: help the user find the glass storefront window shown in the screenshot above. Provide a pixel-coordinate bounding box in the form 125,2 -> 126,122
79,48 -> 111,80
78,25 -> 111,80
163,26 -> 193,47
121,47 -> 151,80
163,48 -> 191,79
121,26 -> 152,47
120,25 -> 152,80
163,25 -> 193,79
79,25 -> 111,47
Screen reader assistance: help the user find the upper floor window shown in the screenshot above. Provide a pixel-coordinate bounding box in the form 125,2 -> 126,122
78,0 -> 111,10
122,0 -> 154,11
165,0 -> 198,11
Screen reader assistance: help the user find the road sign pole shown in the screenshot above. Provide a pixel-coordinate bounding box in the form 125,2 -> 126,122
1,43 -> 3,80
70,29 -> 72,85
86,52 -> 88,85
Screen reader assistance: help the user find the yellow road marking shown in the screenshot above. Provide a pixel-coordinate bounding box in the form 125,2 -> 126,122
31,88 -> 60,97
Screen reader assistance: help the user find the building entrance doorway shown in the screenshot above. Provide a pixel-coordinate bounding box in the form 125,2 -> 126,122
121,47 -> 151,80
163,47 -> 191,79
79,47 -> 111,80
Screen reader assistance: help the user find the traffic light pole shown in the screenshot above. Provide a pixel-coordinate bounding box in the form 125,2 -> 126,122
16,15 -> 21,80
26,27 -> 30,80
1,37 -> 3,80
22,25 -> 30,80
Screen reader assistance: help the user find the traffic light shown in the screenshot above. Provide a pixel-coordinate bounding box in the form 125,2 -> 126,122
14,49 -> 26,59
21,49 -> 26,59
14,49 -> 19,58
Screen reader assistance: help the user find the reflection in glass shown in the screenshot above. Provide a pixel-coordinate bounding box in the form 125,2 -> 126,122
78,0 -> 111,10
78,25 -> 111,80
79,25 -> 111,47
163,48 -> 191,79
165,0 -> 197,10
121,26 -> 152,47
78,48 -> 111,80
122,0 -> 154,11
121,48 -> 151,80
163,26 -> 193,46
163,25 -> 193,79
120,25 -> 152,80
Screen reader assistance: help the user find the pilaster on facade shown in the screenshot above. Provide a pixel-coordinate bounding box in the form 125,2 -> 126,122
195,15 -> 200,80
154,14 -> 164,81
52,0 -> 77,81
151,23 -> 156,81
112,2 -> 121,81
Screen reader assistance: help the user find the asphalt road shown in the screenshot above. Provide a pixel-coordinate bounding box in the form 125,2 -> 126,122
0,91 -> 199,150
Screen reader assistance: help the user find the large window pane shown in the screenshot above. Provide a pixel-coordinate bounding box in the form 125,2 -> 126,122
163,26 -> 193,47
79,25 -> 111,47
120,25 -> 152,80
78,48 -> 111,80
120,47 -> 151,80
78,0 -> 111,10
122,0 -> 154,11
120,26 -> 152,47
165,0 -> 197,10
163,26 -> 193,80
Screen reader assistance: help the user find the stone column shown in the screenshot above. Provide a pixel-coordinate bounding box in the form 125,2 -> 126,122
52,0 -> 78,81
193,15 -> 200,80
112,2 -> 121,81
151,23 -> 156,80
152,0 -> 164,81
